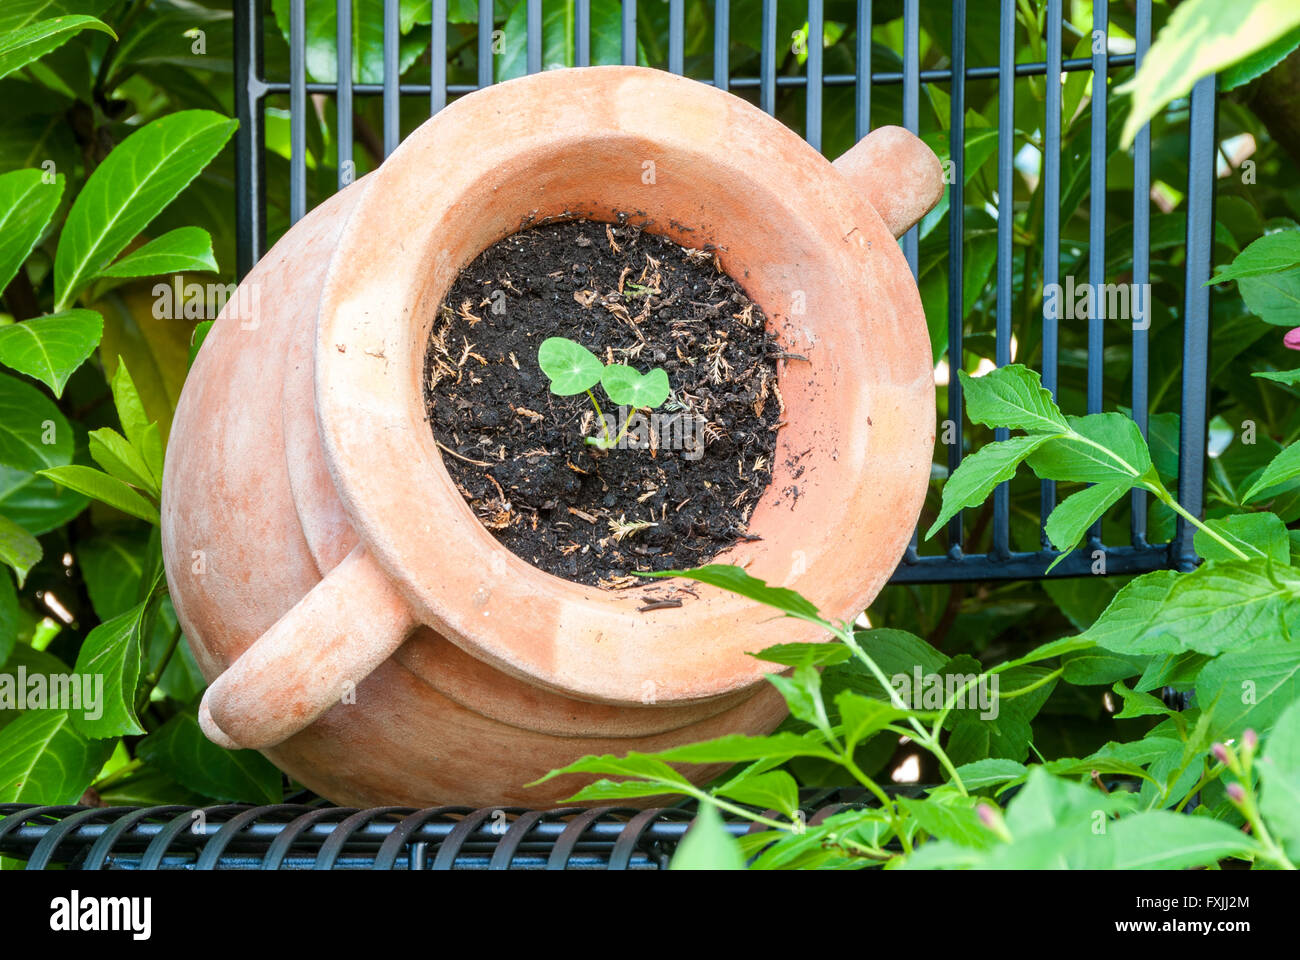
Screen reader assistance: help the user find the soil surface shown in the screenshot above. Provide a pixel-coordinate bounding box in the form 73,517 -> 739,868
423,217 -> 783,587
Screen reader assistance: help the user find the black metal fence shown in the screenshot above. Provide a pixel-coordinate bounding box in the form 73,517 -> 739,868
1,792 -> 872,869
232,0 -> 1219,584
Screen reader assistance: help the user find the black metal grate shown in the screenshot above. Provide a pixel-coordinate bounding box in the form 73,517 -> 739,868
0,793 -> 872,869
232,0 -> 1219,583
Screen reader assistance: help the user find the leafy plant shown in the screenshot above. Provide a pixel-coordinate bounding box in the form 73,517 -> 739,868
537,335 -> 671,450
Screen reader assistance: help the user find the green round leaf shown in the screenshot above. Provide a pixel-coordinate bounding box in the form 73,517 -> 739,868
601,364 -> 670,409
538,336 -> 603,396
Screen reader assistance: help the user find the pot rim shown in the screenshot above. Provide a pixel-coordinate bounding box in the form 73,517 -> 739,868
313,66 -> 934,706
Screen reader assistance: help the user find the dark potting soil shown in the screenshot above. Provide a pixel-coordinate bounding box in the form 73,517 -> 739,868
422,217 -> 784,587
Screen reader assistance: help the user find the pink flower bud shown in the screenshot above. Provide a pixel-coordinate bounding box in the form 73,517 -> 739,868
976,803 -> 999,829
1213,742 -> 1232,765
1226,782 -> 1246,803
1243,729 -> 1258,752
1286,328 -> 1300,350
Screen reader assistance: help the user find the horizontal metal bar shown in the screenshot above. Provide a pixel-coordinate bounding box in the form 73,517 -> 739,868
891,544 -> 1176,583
259,53 -> 1139,99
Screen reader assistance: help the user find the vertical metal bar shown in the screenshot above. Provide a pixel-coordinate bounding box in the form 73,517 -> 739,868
1041,0 -> 1061,545
289,0 -> 305,223
527,0 -> 542,74
1175,74 -> 1218,569
806,0 -> 823,150
669,0 -> 684,74
901,0 -> 918,276
383,0 -> 399,156
576,0 -> 591,67
234,0 -> 266,278
713,0 -> 729,91
478,0 -> 492,88
946,0 -> 966,554
855,0 -> 871,141
1131,0 -> 1152,546
622,0 -> 637,65
760,0 -> 776,115
431,0 -> 447,113
337,0 -> 353,189
1087,0 -> 1107,416
1086,0 -> 1108,544
992,0 -> 1015,559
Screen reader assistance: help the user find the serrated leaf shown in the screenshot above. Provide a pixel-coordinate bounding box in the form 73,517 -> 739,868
1243,441 -> 1300,503
1112,680 -> 1175,720
670,802 -> 747,870
835,690 -> 908,751
1220,24 -> 1300,90
958,364 -> 1069,434
1209,228 -> 1300,284
88,427 -> 157,496
1084,562 -> 1300,657
0,513 -> 41,588
1194,511 -> 1289,562
1257,699 -> 1300,859
38,465 -> 159,524
950,758 -> 1027,791
925,434 -> 1056,538
1026,413 -> 1152,484
54,110 -> 237,310
1043,479 -> 1131,557
1238,267 -> 1300,326
714,769 -> 800,819
643,564 -> 827,624
1117,0 -> 1300,148
137,707 -> 283,804
748,641 -> 850,668
70,605 -> 147,738
0,168 -> 64,292
1195,638 -> 1300,739
898,796 -> 996,850
95,226 -> 218,280
0,710 -> 113,803
0,371 -> 73,471
0,15 -> 115,81
649,731 -> 838,765
0,309 -> 102,397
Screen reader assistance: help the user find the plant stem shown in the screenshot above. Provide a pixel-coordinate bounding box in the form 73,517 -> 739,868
585,389 -> 612,445
1154,487 -> 1252,561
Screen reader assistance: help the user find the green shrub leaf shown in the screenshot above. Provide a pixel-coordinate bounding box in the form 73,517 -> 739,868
0,513 -> 41,588
53,110 -> 237,310
0,371 -> 73,471
926,435 -> 1057,538
0,168 -> 64,293
95,226 -> 218,279
0,710 -> 114,804
38,465 -> 159,524
0,15 -> 115,82
670,802 -> 747,869
958,365 -> 1069,434
1243,441 -> 1300,503
137,707 -> 284,804
0,309 -> 103,397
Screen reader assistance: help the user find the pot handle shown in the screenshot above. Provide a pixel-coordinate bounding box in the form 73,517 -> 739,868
198,543 -> 417,750
832,125 -> 946,239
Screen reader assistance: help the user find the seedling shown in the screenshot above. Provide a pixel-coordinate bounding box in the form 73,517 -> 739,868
537,336 -> 670,450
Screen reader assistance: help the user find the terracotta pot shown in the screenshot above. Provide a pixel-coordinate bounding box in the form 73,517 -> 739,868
161,66 -> 942,808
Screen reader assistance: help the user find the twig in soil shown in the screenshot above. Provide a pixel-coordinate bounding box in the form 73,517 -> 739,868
437,441 -> 492,467
606,224 -> 622,254
767,350 -> 809,362
638,599 -> 683,612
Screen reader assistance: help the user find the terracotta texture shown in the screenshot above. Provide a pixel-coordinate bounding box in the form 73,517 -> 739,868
161,66 -> 942,808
